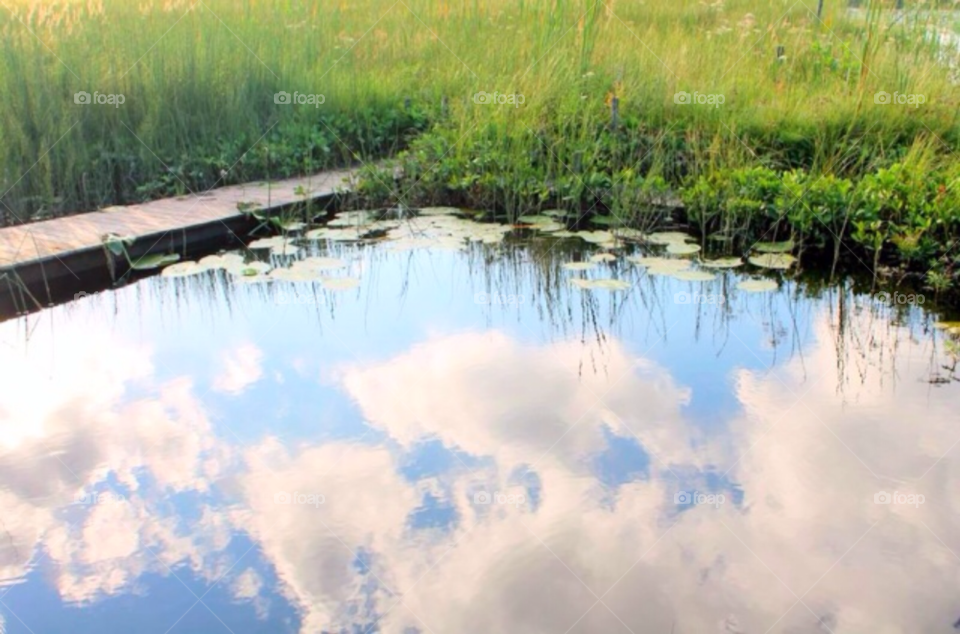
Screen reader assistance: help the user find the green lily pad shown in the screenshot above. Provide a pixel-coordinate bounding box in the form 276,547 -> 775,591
701,257 -> 744,269
549,230 -> 577,238
934,321 -> 960,335
418,207 -> 460,216
666,242 -> 701,255
569,278 -> 630,291
754,240 -> 795,253
518,215 -> 554,224
749,253 -> 797,270
647,231 -> 694,245
577,230 -> 615,244
671,270 -> 717,282
590,215 -> 624,227
737,279 -> 779,293
131,253 -> 180,270
160,261 -> 206,277
590,253 -> 617,262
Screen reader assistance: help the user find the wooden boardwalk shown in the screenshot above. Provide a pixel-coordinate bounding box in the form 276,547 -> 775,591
0,168 -> 356,274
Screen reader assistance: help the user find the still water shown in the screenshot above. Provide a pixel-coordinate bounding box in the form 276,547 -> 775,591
1,210 -> 959,633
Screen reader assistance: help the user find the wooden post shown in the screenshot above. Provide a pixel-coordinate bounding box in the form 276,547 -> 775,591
816,0 -> 824,19
611,97 -> 619,131
776,45 -> 785,61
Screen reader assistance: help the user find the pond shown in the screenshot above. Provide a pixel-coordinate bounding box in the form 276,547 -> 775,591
1,208 -> 959,633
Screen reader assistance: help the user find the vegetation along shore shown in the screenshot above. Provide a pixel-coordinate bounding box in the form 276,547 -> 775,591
2,0 -> 960,290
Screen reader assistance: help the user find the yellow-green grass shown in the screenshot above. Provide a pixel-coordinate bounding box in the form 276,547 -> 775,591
0,0 -> 957,225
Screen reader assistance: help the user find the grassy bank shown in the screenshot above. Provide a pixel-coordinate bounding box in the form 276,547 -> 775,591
2,0 -> 959,285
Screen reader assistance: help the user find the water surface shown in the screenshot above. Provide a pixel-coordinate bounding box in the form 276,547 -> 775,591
1,212 -> 959,633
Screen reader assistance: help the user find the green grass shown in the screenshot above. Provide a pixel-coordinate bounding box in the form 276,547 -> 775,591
1,0 -> 959,284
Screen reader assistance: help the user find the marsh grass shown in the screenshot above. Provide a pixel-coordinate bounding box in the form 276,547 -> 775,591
0,0 -> 958,276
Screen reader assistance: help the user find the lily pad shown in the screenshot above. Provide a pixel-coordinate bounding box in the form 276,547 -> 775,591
590,215 -> 623,227
737,279 -> 779,293
754,240 -> 795,253
228,261 -> 272,277
160,261 -> 206,277
666,242 -> 701,255
248,236 -> 289,250
670,270 -> 717,282
569,278 -> 630,291
701,257 -> 744,269
576,230 -> 615,244
518,214 -> 555,224
562,262 -> 597,271
549,230 -> 577,238
749,253 -> 797,270
647,231 -> 694,245
934,321 -> 960,335
590,253 -> 617,263
131,253 -> 180,270
198,253 -> 244,270
418,207 -> 460,216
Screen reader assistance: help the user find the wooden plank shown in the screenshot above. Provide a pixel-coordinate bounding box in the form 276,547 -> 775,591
0,168 -> 357,273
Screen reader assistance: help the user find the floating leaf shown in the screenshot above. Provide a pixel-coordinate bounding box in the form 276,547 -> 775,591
737,279 -> 779,293
248,236 -> 289,250
701,257 -> 744,269
647,231 -> 694,245
576,230 -> 615,244
569,278 -> 630,291
754,240 -> 795,253
666,242 -> 701,255
228,261 -> 271,277
130,253 -> 180,270
590,253 -> 617,262
160,261 -> 205,277
518,215 -> 554,223
590,215 -> 623,227
418,207 -> 460,216
934,321 -> 960,336
549,230 -> 577,238
749,253 -> 797,270
198,253 -> 244,270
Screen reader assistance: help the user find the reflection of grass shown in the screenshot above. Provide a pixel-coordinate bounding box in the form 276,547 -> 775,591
1,0 -> 959,282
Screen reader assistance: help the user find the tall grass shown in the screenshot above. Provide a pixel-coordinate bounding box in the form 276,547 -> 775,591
0,0 -> 957,226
